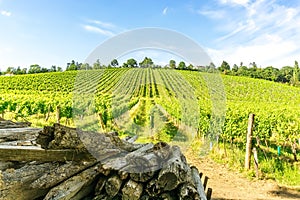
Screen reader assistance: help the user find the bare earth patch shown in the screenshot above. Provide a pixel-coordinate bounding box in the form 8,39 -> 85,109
185,151 -> 300,200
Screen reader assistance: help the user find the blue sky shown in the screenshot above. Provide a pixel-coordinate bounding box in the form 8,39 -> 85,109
0,0 -> 300,71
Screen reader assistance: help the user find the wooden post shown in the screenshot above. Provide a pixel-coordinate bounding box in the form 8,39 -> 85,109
203,176 -> 209,190
245,113 -> 254,170
252,147 -> 259,178
56,106 -> 60,124
207,188 -> 213,200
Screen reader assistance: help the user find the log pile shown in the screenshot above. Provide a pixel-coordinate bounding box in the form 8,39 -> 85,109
0,123 -> 212,200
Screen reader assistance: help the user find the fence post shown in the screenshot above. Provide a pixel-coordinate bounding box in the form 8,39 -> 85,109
252,147 -> 259,178
56,106 -> 60,124
245,113 -> 255,170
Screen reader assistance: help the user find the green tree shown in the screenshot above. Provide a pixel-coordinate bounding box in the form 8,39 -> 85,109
57,67 -> 63,72
169,60 -> 176,69
110,59 -> 119,67
93,59 -> 101,70
262,66 -> 280,81
232,64 -> 239,73
178,61 -> 186,70
279,66 -> 293,83
67,60 -> 78,71
126,58 -> 138,68
187,64 -> 194,70
50,65 -> 57,72
218,60 -> 230,73
139,57 -> 153,68
28,64 -> 41,74
5,67 -> 14,74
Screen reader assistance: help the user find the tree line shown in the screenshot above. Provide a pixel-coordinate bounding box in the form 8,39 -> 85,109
1,57 -> 299,86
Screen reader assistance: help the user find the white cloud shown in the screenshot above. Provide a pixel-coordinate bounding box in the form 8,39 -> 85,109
1,10 -> 11,17
163,7 -> 168,15
90,20 -> 115,29
219,0 -> 250,7
83,25 -> 114,37
207,0 -> 300,68
198,9 -> 226,19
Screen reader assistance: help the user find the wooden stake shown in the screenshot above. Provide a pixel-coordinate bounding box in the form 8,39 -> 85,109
252,147 -> 259,178
245,113 -> 254,170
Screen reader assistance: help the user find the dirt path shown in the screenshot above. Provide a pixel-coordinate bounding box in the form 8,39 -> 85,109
185,152 -> 300,200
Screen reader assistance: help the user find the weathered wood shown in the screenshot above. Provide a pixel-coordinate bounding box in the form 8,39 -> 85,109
44,163 -> 101,200
0,145 -> 94,162
178,183 -> 201,200
0,163 -> 59,200
125,135 -> 138,143
0,127 -> 40,143
160,192 -> 177,200
146,177 -> 163,197
0,120 -> 31,129
153,141 -> 171,160
191,166 -> 207,200
121,179 -> 143,200
105,174 -> 122,198
245,113 -> 254,170
94,176 -> 107,195
157,145 -> 190,191
207,188 -> 213,200
30,161 -> 96,189
252,147 -> 259,178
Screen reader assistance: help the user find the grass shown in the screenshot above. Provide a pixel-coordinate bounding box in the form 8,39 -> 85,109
207,142 -> 300,187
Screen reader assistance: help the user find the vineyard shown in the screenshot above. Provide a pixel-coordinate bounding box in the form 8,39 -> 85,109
0,68 -> 300,185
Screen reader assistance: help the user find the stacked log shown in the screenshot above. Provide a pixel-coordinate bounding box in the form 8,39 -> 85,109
0,123 -> 211,200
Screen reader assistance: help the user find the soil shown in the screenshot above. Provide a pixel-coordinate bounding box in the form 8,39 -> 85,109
185,151 -> 300,200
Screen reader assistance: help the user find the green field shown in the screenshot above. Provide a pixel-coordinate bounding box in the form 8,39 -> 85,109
0,68 -> 300,185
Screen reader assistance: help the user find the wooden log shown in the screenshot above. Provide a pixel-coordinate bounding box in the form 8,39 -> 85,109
0,127 -> 40,143
30,161 -> 96,189
0,162 -> 59,200
124,143 -> 160,173
105,174 -> 122,198
157,145 -> 190,191
121,179 -> 143,200
178,183 -> 201,200
94,176 -> 107,196
0,145 -> 94,162
153,141 -> 171,160
160,192 -> 177,200
191,166 -> 207,200
44,163 -> 101,200
125,135 -> 138,143
146,178 -> 162,197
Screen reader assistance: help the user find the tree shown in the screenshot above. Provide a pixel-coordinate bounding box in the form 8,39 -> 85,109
187,64 -> 194,70
80,63 -> 92,70
93,59 -> 101,70
50,65 -> 57,72
67,60 -> 78,71
126,58 -> 138,68
139,57 -> 153,68
169,60 -> 176,69
41,67 -> 49,73
21,68 -> 27,74
262,66 -> 280,81
279,66 -> 293,83
218,61 -> 230,73
110,59 -> 119,67
5,67 -> 14,74
28,64 -> 41,74
178,61 -> 186,70
232,64 -> 239,73
57,67 -> 63,72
